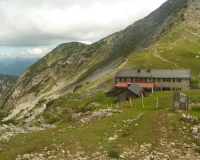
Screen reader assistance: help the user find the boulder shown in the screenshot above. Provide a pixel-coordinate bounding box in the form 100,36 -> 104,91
191,125 -> 198,135
71,112 -> 82,120
62,61 -> 72,67
196,133 -> 200,145
181,113 -> 186,119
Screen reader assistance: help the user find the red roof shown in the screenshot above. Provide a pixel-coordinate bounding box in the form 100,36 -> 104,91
115,82 -> 154,88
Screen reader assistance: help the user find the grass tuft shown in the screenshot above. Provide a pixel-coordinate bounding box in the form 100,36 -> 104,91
107,149 -> 120,159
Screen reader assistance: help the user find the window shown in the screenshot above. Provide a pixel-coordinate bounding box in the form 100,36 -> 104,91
162,87 -> 171,91
146,88 -> 152,92
164,79 -> 171,82
155,87 -> 161,91
131,78 -> 133,82
140,78 -> 146,82
173,79 -> 181,83
155,79 -> 160,82
172,88 -> 181,91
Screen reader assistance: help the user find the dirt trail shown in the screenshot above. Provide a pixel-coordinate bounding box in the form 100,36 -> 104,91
151,112 -> 199,159
153,47 -> 184,69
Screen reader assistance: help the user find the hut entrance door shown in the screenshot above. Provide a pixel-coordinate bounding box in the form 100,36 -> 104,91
142,90 -> 146,96
126,97 -> 132,101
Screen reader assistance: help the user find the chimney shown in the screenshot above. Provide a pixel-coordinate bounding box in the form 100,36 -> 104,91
147,68 -> 150,72
171,67 -> 174,70
138,69 -> 140,73
127,82 -> 132,87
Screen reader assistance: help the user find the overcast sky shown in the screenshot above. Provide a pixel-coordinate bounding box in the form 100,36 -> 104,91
0,0 -> 166,59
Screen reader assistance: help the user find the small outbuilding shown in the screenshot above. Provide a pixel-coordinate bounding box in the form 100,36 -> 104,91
117,83 -> 144,102
105,88 -> 116,98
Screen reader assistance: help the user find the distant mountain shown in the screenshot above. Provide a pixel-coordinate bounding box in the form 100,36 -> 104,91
0,57 -> 40,76
0,57 -> 39,66
1,0 -> 189,111
0,74 -> 18,94
0,64 -> 5,69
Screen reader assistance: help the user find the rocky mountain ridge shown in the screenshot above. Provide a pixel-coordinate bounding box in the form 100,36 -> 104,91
2,0 -> 200,159
0,0 -> 188,118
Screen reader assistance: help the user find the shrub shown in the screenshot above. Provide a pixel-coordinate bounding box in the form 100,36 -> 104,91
108,150 -> 120,159
169,23 -> 174,27
0,119 -> 16,125
191,106 -> 200,111
73,84 -> 82,93
37,99 -> 47,105
46,99 -> 58,109
122,131 -> 130,137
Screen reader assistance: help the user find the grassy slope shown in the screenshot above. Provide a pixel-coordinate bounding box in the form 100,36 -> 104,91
2,1 -> 200,158
123,20 -> 200,84
1,89 -> 200,159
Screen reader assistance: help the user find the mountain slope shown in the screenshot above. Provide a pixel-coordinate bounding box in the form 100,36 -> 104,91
2,0 -> 200,159
0,74 -> 18,95
0,0 -> 190,120
122,0 -> 200,82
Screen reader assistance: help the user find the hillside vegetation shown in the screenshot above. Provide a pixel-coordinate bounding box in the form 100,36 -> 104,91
0,74 -> 17,95
0,0 -> 188,113
1,0 -> 200,159
1,89 -> 200,159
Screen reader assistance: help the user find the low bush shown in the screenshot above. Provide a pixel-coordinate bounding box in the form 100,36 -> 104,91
107,150 -> 120,159
73,84 -> 83,93
191,106 -> 200,111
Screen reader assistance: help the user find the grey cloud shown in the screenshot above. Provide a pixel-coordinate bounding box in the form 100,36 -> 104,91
0,0 -> 166,47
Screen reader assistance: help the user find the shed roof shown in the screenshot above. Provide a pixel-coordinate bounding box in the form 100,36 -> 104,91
106,88 -> 115,93
117,83 -> 144,96
115,69 -> 191,79
128,84 -> 144,96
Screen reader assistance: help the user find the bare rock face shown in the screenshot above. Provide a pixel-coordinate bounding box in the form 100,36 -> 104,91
62,61 -> 72,68
0,0 -> 190,120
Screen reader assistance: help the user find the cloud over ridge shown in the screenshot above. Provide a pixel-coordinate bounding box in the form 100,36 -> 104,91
0,0 -> 166,47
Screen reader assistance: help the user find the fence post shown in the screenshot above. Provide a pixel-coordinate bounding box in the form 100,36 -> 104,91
142,94 -> 144,109
156,97 -> 158,110
173,93 -> 175,110
187,96 -> 189,111
130,100 -> 132,108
